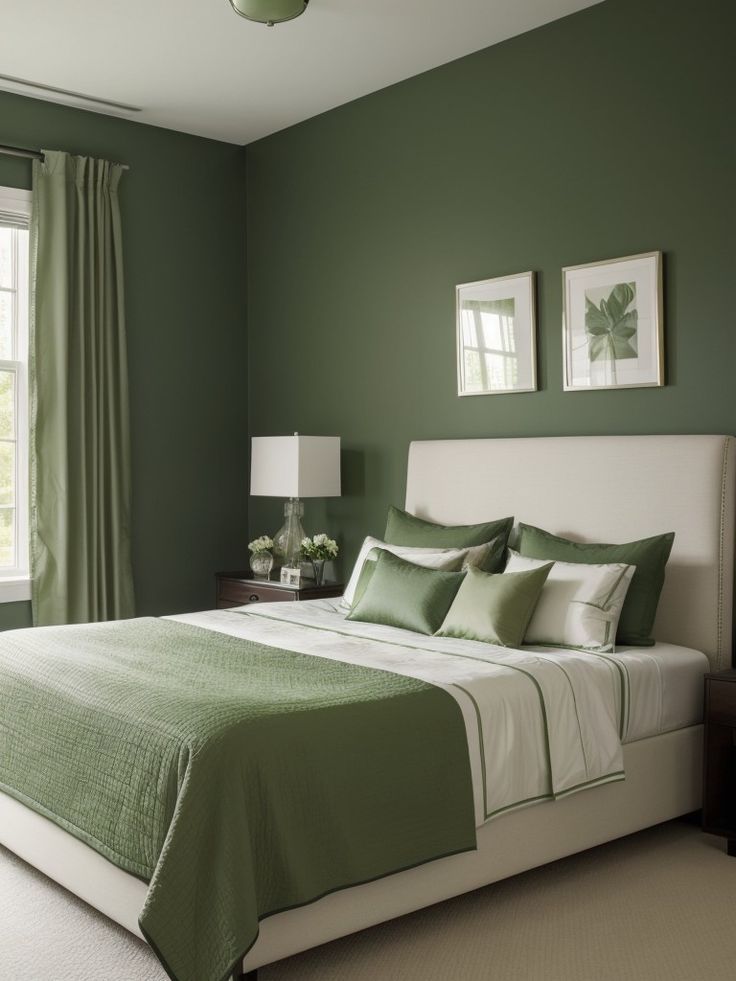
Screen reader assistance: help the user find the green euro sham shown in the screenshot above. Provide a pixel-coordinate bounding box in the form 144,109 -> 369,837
436,564 -> 553,648
517,523 -> 675,646
383,506 -> 512,572
347,549 -> 465,635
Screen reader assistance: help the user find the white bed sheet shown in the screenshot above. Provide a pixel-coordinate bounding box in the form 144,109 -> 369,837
173,601 -> 708,748
528,641 -> 708,743
611,642 -> 707,740
169,600 -> 708,831
171,601 -> 627,828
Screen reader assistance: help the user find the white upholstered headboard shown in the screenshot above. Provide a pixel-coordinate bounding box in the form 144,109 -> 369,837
405,435 -> 735,671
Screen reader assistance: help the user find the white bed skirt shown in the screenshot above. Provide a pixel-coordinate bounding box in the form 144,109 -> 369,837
0,724 -> 703,973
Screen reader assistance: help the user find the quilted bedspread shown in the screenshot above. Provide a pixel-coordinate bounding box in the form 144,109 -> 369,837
0,617 -> 476,981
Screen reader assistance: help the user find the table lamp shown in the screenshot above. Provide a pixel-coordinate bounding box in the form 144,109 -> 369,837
250,434 -> 341,567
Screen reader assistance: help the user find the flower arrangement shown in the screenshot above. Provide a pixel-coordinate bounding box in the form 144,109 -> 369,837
300,533 -> 338,561
248,535 -> 274,555
301,533 -> 338,586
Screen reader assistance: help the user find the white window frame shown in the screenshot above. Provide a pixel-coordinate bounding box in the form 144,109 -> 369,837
0,186 -> 32,603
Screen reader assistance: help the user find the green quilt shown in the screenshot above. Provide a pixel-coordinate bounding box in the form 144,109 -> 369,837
0,617 -> 476,981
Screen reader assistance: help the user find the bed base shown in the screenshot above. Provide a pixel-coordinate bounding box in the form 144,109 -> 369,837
0,725 -> 703,976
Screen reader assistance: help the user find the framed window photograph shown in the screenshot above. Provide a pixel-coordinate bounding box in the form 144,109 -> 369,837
562,251 -> 663,391
456,271 -> 537,396
280,566 -> 301,587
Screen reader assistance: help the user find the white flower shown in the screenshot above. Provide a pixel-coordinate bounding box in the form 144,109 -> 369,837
300,533 -> 339,561
248,535 -> 274,554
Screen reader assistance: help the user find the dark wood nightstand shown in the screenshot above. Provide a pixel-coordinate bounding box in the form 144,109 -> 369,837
703,670 -> 736,855
215,571 -> 344,610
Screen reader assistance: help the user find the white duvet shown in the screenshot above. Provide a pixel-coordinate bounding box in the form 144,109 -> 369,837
171,600 -> 707,829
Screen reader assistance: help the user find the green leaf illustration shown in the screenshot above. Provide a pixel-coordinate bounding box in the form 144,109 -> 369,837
585,282 -> 638,361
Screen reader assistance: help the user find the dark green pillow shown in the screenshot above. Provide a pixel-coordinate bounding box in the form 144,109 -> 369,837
384,506 -> 513,572
517,523 -> 675,646
346,549 -> 465,635
436,564 -> 553,648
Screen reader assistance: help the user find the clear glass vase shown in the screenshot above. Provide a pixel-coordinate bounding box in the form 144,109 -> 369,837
250,551 -> 274,579
311,559 -> 326,586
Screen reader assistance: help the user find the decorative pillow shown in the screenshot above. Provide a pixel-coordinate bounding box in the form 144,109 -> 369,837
346,549 -> 465,636
383,506 -> 512,572
516,524 -> 674,646
436,564 -> 553,648
342,535 -> 501,608
505,551 -> 635,652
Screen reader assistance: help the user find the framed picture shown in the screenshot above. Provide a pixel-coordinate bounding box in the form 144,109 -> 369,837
456,271 -> 536,396
562,251 -> 663,391
280,566 -> 301,587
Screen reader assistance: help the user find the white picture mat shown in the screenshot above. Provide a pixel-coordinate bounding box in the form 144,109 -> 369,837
563,252 -> 663,390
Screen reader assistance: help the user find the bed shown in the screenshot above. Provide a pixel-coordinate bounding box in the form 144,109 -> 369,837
0,434 -> 733,981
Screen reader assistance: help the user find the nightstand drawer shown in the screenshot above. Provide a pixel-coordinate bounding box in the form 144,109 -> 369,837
706,682 -> 736,727
217,579 -> 284,606
216,571 -> 344,609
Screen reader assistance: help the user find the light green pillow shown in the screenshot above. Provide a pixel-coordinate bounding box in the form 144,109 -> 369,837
517,523 -> 675,647
342,535 -> 503,608
436,564 -> 553,648
346,549 -> 465,636
384,506 -> 513,572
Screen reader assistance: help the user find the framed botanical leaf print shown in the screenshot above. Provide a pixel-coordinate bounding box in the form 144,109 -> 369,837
562,252 -> 663,391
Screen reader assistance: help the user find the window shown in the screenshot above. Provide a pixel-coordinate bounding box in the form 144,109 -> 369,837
460,300 -> 519,392
0,187 -> 31,601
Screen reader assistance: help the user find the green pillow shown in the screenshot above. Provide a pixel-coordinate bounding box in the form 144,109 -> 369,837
346,549 -> 465,635
384,506 -> 513,572
517,523 -> 675,647
436,564 -> 553,648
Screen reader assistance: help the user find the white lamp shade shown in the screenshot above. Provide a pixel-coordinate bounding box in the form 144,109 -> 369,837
250,435 -> 341,498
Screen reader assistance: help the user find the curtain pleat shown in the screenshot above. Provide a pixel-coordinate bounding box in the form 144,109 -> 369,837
30,149 -> 134,625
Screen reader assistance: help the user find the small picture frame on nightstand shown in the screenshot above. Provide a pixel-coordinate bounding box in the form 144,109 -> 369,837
280,566 -> 302,587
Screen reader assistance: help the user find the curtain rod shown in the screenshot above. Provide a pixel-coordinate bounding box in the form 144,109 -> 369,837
0,143 -> 130,171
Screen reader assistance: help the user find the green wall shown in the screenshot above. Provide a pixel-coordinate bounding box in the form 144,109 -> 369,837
0,91 -> 248,626
246,0 -> 735,578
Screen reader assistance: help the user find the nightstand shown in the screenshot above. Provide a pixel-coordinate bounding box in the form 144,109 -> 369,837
703,670 -> 736,855
215,571 -> 344,610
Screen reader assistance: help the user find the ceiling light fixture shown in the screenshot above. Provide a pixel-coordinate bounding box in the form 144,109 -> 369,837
228,0 -> 309,26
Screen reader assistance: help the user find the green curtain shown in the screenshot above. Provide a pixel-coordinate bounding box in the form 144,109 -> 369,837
30,150 -> 134,625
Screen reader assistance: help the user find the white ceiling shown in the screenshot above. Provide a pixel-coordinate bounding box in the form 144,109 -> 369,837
0,0 -> 602,146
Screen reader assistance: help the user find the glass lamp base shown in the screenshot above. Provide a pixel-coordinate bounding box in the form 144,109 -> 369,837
274,499 -> 305,567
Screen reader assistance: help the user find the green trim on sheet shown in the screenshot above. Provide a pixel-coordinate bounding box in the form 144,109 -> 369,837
242,607 -> 625,819
583,650 -> 631,739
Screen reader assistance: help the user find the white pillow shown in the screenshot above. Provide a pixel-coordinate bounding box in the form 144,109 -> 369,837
342,536 -> 491,608
505,550 -> 635,653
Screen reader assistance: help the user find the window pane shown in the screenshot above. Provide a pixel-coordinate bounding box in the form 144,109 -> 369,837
0,441 -> 14,506
0,370 -> 15,439
480,312 -> 503,350
0,291 -> 13,359
461,310 -> 476,346
463,349 -> 484,391
485,352 -> 518,389
0,507 -> 14,568
0,227 -> 11,288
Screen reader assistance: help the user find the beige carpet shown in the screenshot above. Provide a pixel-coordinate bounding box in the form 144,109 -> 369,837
2,820 -> 735,980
